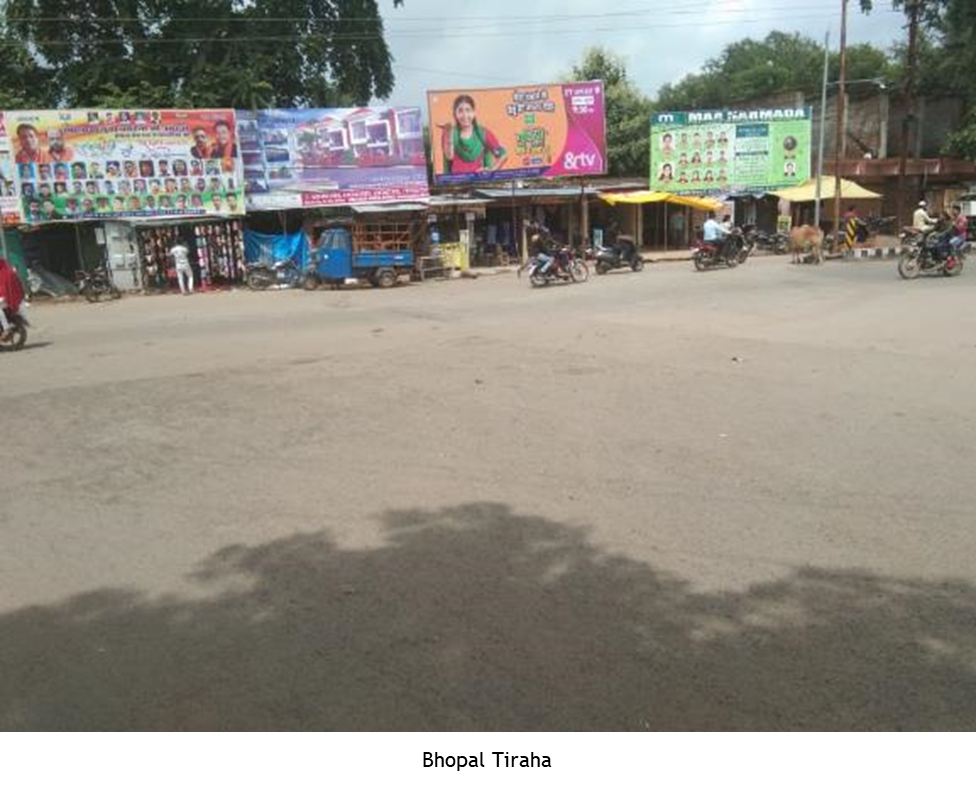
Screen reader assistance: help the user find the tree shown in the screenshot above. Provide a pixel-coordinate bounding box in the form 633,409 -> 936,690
861,0 -> 976,158
568,48 -> 652,177
654,32 -> 896,110
2,0 -> 394,108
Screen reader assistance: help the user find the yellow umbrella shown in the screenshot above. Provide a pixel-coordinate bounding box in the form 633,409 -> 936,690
599,190 -> 724,211
770,177 -> 882,202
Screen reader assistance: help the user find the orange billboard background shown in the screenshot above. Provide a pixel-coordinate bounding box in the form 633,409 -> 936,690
428,82 -> 606,185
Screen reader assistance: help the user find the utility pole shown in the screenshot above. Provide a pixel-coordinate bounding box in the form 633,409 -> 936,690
898,0 -> 921,228
814,29 -> 830,233
831,0 -> 848,251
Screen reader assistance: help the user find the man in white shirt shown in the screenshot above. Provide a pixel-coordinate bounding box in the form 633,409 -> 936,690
702,212 -> 731,258
169,240 -> 193,295
913,200 -> 937,232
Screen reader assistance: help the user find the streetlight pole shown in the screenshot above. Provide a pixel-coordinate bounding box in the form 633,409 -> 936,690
831,0 -> 848,251
814,29 -> 830,233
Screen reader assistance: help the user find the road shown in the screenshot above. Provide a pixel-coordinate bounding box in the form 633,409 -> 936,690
2,256 -> 976,730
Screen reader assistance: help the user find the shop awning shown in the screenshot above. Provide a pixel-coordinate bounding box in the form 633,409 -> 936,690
474,187 -> 599,201
597,191 -> 724,211
770,177 -> 882,202
350,202 -> 430,214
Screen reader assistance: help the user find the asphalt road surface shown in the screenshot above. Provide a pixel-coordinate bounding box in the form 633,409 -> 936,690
3,256 -> 976,730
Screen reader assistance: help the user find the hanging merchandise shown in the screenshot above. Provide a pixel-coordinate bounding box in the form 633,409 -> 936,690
191,219 -> 245,282
136,218 -> 245,293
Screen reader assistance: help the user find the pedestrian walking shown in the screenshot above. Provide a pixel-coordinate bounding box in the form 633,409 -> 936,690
169,239 -> 193,295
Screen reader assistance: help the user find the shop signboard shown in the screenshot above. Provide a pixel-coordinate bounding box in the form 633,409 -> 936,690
427,81 -> 606,186
0,113 -> 24,225
5,109 -> 244,223
237,107 -> 429,209
650,107 -> 812,193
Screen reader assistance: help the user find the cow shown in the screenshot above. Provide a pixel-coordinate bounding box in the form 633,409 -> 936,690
789,224 -> 824,264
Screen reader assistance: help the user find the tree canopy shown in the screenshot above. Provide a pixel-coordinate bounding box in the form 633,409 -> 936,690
0,0 -> 395,109
862,0 -> 976,158
655,32 -> 897,110
568,48 -> 652,178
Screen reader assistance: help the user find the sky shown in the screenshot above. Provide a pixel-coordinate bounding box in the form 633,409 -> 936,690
377,0 -> 908,109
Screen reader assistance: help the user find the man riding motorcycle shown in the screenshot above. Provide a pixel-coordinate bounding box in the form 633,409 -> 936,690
527,222 -> 560,277
913,200 -> 937,233
702,212 -> 732,261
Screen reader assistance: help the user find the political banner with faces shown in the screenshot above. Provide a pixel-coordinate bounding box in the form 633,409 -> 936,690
6,109 -> 244,223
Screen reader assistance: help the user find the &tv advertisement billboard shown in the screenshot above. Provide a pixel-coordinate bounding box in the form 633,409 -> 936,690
650,107 -> 812,193
7,109 -> 244,223
237,107 -> 429,209
427,81 -> 606,186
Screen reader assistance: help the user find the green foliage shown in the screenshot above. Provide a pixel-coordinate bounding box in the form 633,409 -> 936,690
569,48 -> 653,177
1,0 -> 394,109
654,32 -> 896,110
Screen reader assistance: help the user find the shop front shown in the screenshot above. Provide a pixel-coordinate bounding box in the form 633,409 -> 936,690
136,217 -> 246,293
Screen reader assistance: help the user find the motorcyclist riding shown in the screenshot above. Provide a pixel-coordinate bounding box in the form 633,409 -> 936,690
528,222 -> 558,276
702,211 -> 731,260
913,200 -> 937,233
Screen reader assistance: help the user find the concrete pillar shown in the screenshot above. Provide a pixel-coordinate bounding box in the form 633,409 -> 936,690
879,91 -> 889,158
663,202 -> 669,251
581,194 -> 590,246
520,208 -> 528,264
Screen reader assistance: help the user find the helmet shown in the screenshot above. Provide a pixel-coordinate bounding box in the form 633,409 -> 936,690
918,200 -> 927,207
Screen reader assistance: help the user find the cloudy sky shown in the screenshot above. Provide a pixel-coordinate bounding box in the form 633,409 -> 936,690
378,0 -> 907,108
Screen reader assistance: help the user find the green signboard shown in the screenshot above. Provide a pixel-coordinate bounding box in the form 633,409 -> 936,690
650,107 -> 812,193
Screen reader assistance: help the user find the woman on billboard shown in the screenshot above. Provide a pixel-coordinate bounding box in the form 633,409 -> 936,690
438,94 -> 507,175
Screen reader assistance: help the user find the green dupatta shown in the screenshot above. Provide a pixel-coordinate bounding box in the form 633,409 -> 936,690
449,122 -> 498,172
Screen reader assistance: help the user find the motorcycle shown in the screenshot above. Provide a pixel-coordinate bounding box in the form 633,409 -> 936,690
728,225 -> 757,265
751,228 -> 790,255
898,228 -> 965,279
520,226 -> 589,286
692,227 -> 747,271
244,259 -> 303,290
593,234 -> 643,274
0,307 -> 29,352
75,266 -> 121,303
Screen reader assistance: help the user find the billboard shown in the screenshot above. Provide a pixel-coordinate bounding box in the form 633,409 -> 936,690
237,107 -> 429,209
6,109 -> 244,223
427,81 -> 606,186
650,107 -> 812,193
0,113 -> 23,225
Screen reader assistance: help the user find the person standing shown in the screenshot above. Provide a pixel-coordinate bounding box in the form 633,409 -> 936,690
0,258 -> 27,342
169,239 -> 193,295
669,210 -> 686,248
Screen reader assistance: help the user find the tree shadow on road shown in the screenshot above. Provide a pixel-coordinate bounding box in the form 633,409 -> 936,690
2,502 -> 975,730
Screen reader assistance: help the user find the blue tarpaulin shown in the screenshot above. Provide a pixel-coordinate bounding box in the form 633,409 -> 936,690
244,230 -> 310,269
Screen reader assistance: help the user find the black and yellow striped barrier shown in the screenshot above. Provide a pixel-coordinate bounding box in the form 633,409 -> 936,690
845,218 -> 858,250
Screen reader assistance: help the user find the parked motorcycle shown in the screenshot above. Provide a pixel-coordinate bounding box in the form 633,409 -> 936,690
0,307 -> 29,352
593,234 -> 643,274
244,259 -> 303,290
751,228 -> 790,255
692,227 -> 747,271
897,228 -> 965,279
728,225 -> 757,265
75,266 -> 121,303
